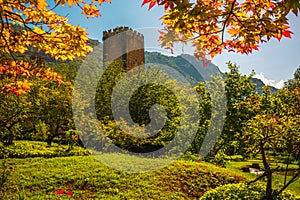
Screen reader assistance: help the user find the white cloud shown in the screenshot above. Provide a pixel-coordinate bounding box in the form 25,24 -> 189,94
253,73 -> 285,89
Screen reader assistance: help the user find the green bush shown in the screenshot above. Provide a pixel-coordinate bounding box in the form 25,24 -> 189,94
200,183 -> 298,200
0,140 -> 90,159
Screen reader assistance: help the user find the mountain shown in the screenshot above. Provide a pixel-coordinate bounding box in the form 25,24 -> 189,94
250,77 -> 278,94
145,51 -> 277,94
145,52 -> 222,86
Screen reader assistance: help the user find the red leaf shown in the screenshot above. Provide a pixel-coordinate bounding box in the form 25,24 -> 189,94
164,2 -> 169,10
141,0 -> 151,7
252,45 -> 259,51
282,30 -> 293,38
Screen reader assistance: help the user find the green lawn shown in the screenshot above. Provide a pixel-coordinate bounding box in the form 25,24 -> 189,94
226,159 -> 300,197
1,141 -> 299,199
1,156 -> 247,199
0,141 -> 247,199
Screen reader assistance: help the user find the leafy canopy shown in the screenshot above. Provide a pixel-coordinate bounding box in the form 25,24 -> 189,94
0,0 -> 111,95
1,0 -> 299,94
143,0 -> 299,59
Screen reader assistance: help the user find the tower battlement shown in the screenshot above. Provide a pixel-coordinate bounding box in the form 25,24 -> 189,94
103,26 -> 145,71
103,26 -> 144,41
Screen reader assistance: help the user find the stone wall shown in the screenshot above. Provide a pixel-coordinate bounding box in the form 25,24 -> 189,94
103,26 -> 145,71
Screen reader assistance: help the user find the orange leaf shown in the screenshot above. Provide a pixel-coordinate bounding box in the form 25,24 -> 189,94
276,32 -> 282,42
148,0 -> 157,10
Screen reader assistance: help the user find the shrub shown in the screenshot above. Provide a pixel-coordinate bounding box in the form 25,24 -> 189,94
200,183 -> 298,200
0,140 -> 90,159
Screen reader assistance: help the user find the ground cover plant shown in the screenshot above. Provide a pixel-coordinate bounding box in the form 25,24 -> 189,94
200,183 -> 298,200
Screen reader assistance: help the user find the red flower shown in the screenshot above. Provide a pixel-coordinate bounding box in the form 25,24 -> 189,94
197,160 -> 201,163
56,189 -> 64,195
275,117 -> 280,122
66,190 -> 73,196
211,151 -> 216,155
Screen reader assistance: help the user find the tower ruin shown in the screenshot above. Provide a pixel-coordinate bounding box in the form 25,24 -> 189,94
102,26 -> 145,71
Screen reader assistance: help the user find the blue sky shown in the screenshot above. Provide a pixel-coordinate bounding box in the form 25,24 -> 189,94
54,0 -> 300,87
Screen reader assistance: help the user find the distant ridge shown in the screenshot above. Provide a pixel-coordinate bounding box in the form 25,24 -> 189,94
145,51 -> 277,94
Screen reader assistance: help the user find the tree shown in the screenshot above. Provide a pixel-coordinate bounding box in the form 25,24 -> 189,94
94,62 -> 199,153
191,81 -> 212,154
242,86 -> 300,200
0,76 -> 75,146
0,91 -> 32,145
143,0 -> 299,60
28,80 -> 74,146
215,62 -> 258,155
0,0 -> 110,95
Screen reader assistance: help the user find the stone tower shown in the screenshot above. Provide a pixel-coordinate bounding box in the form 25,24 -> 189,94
102,26 -> 145,71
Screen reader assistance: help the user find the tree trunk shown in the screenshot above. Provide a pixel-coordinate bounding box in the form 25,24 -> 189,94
260,140 -> 272,200
46,135 -> 54,146
7,129 -> 14,146
46,125 -> 59,146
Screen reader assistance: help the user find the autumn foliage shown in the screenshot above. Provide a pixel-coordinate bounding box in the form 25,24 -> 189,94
142,0 -> 298,59
0,0 -> 110,95
0,60 -> 63,95
1,0 -> 299,95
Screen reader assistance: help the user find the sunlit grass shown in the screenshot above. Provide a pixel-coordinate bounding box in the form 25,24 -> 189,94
226,159 -> 300,196
1,141 -> 246,199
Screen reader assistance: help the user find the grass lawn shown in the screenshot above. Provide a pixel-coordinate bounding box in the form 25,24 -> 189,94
226,159 -> 300,197
1,156 -> 247,199
1,141 -> 299,199
0,141 -> 247,199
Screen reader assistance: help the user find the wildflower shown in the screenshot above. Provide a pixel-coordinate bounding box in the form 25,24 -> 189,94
275,117 -> 280,122
197,160 -> 201,163
211,151 -> 216,155
56,189 -> 64,195
66,190 -> 73,196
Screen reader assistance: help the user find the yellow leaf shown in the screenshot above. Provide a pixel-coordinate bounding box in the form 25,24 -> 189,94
37,0 -> 48,9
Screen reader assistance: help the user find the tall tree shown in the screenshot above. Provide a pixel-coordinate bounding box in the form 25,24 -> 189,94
216,62 -> 258,155
242,86 -> 300,200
